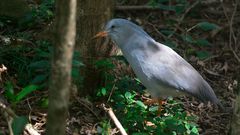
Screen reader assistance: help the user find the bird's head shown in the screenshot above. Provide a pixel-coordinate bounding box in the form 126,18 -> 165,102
94,18 -> 151,49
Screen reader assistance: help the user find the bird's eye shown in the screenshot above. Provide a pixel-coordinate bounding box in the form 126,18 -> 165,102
111,25 -> 115,29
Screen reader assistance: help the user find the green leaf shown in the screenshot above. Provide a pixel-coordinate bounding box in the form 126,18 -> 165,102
72,60 -> 84,67
12,116 -> 28,135
101,88 -> 107,96
181,34 -> 195,43
196,22 -> 220,31
191,126 -> 199,134
124,92 -> 132,99
4,81 -> 15,101
164,40 -> 177,48
160,30 -> 175,36
31,74 -> 48,84
40,98 -> 49,108
149,106 -> 158,112
196,51 -> 211,60
135,100 -> 147,109
195,39 -> 211,46
29,60 -> 50,69
71,68 -> 80,78
15,85 -> 38,102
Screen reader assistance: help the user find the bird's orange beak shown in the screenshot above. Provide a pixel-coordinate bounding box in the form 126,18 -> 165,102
93,31 -> 108,39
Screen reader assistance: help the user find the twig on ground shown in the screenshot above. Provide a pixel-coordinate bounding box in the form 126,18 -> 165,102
202,55 -> 220,62
107,83 -> 116,103
203,68 -> 222,77
101,103 -> 128,135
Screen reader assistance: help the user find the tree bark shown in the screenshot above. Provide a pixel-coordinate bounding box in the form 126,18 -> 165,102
76,0 -> 116,96
46,0 -> 76,135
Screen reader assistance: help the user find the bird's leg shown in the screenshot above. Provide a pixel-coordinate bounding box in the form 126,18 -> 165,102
157,99 -> 163,116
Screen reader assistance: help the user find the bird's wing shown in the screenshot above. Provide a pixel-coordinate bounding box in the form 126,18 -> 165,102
147,43 -> 219,104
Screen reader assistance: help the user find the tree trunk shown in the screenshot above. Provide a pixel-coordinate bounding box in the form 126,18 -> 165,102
46,0 -> 76,134
76,0 -> 116,96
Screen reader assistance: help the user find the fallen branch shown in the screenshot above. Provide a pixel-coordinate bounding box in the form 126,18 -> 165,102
101,103 -> 127,135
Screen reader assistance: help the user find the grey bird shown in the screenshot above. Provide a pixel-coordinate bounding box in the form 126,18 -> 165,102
95,18 -> 223,112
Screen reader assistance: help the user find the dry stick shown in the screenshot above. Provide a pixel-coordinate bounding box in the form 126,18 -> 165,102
221,0 -> 240,63
107,83 -> 116,103
0,100 -> 40,135
101,104 -> 127,135
168,0 -> 200,38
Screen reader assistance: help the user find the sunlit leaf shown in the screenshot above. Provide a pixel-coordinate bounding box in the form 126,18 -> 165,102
101,88 -> 107,96
136,100 -> 147,109
15,85 -> 38,102
125,92 -> 132,99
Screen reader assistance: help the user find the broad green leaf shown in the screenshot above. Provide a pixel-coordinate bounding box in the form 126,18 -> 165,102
124,92 -> 132,99
135,100 -> 147,109
31,74 -> 48,84
29,60 -> 49,69
196,51 -> 211,60
12,116 -> 28,135
181,34 -> 195,43
191,126 -> 199,134
15,85 -> 38,102
4,81 -> 15,101
71,68 -> 80,78
195,39 -> 211,46
197,22 -> 220,31
149,106 -> 158,112
160,30 -> 175,36
40,98 -> 48,108
101,88 -> 107,96
72,60 -> 84,67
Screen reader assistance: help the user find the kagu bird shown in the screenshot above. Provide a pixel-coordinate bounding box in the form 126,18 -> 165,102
95,18 -> 223,112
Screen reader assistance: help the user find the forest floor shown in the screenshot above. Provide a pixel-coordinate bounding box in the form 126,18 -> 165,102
0,0 -> 239,135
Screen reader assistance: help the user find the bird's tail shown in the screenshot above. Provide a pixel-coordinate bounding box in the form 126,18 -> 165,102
198,80 -> 225,111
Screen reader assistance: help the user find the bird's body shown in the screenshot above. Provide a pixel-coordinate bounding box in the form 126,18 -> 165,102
96,18 -> 223,108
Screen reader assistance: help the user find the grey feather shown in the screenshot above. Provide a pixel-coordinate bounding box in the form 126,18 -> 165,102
104,18 -> 223,109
